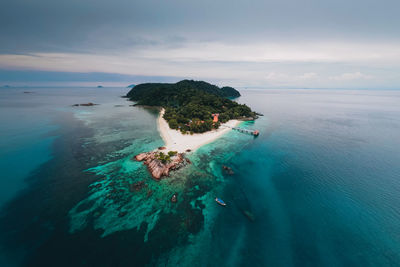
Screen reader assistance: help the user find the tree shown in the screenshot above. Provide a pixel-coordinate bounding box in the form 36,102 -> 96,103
168,151 -> 177,157
168,119 -> 178,129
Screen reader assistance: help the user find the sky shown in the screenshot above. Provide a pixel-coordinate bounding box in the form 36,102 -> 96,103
0,0 -> 399,88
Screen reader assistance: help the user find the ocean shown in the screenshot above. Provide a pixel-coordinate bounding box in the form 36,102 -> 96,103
0,87 -> 399,266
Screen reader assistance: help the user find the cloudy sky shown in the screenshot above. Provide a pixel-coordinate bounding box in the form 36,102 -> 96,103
0,0 -> 399,88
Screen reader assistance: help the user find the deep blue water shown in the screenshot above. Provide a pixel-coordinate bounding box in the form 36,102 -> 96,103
0,87 -> 399,266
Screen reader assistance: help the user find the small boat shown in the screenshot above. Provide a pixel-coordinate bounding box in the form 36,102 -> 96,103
171,193 -> 178,203
215,198 -> 227,206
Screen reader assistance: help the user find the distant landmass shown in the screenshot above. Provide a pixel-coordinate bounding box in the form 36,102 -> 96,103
127,80 -> 257,133
97,85 -> 103,88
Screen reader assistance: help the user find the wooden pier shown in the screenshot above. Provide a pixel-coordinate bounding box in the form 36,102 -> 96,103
231,127 -> 260,136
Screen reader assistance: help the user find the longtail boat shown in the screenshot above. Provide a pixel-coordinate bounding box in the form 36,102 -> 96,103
215,198 -> 226,206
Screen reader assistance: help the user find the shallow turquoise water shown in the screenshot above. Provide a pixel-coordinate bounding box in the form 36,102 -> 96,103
0,88 -> 400,266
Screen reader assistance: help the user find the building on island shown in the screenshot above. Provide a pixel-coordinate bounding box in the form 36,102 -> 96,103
212,113 -> 219,123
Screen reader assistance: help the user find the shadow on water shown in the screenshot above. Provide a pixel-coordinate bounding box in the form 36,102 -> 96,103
0,113 -> 143,265
0,112 -> 98,266
0,110 -> 211,266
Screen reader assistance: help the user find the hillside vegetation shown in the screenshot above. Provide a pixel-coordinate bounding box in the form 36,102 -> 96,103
127,80 -> 257,133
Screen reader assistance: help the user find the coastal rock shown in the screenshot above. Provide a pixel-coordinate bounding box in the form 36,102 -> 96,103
238,116 -> 256,121
134,153 -> 148,161
134,151 -> 190,180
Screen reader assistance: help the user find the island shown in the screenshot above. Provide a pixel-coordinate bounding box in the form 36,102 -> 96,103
127,80 -> 258,179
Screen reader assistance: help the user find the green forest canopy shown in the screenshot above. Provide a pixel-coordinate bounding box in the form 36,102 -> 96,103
127,80 -> 258,133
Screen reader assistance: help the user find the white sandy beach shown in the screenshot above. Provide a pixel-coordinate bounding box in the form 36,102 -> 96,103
157,108 -> 240,153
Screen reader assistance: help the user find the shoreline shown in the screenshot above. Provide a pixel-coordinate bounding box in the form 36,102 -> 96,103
157,108 -> 240,153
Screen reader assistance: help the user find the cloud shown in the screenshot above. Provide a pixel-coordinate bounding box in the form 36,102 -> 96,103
299,72 -> 318,80
1,0 -> 400,54
265,72 -> 289,81
0,43 -> 398,88
1,41 -> 399,70
329,72 -> 373,81
0,0 -> 399,88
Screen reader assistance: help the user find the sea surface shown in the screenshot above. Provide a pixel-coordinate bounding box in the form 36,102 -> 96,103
0,87 -> 399,266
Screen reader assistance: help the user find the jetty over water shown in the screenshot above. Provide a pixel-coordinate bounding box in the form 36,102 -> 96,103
232,127 -> 260,136
222,125 -> 259,136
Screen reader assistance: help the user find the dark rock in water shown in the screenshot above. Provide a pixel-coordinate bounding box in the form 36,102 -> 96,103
72,102 -> 98,107
114,105 -> 124,107
158,146 -> 166,150
186,149 -> 192,152
118,211 -> 127,217
171,193 -> 178,203
129,181 -> 145,192
222,165 -> 234,175
134,151 -> 190,180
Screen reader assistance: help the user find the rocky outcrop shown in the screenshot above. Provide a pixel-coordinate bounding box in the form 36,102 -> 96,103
134,151 -> 190,180
134,153 -> 148,161
222,165 -> 234,175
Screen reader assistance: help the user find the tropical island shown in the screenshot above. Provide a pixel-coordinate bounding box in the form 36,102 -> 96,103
127,79 -> 257,133
127,80 -> 258,179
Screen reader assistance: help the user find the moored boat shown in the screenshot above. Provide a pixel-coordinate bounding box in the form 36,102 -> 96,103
215,198 -> 226,206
